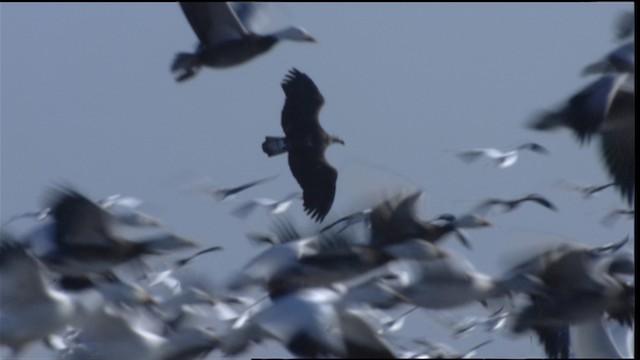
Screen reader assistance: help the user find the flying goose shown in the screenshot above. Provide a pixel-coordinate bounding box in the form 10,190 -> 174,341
321,190 -> 490,249
530,73 -> 635,205
183,174 -> 278,202
556,180 -> 616,199
231,191 -> 302,219
262,68 -> 344,222
172,2 -> 315,82
505,237 -> 634,358
221,286 -> 397,358
60,306 -> 218,360
454,142 -> 549,169
27,186 -> 197,277
472,193 -> 557,215
355,242 -> 533,310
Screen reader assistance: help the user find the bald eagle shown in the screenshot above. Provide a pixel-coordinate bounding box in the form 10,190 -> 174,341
262,68 -> 344,222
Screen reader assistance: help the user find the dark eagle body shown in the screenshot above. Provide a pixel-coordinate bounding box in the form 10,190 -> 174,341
262,68 -> 344,222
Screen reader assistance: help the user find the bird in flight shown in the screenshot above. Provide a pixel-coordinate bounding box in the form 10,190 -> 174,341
172,2 -> 315,82
454,143 -> 548,169
472,194 -> 558,215
529,73 -> 635,205
262,68 -> 344,222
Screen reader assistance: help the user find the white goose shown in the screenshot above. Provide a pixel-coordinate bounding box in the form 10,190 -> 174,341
454,142 -> 549,169
172,2 -> 315,82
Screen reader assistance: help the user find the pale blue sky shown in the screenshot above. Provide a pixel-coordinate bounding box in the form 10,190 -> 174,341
1,3 -> 634,358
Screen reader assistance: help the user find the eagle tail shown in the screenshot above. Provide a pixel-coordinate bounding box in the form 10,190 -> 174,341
262,136 -> 287,157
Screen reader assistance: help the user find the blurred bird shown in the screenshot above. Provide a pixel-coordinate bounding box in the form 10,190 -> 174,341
506,237 -> 634,358
368,250 -> 532,310
322,190 -> 491,249
556,180 -> 616,199
454,142 -> 549,169
262,68 -> 345,222
183,174 -> 278,202
221,286 -> 397,358
472,194 -> 557,215
27,186 -> 197,277
529,73 -> 635,205
600,208 -> 634,228
231,191 -> 302,219
97,194 -> 165,228
59,307 -> 218,360
172,2 -> 315,82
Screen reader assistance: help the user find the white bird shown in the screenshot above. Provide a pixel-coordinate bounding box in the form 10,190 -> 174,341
60,306 -> 218,360
470,193 -> 557,216
344,240 -> 537,310
454,142 -> 549,169
221,286 -> 397,358
231,191 -> 302,219
172,2 -> 316,82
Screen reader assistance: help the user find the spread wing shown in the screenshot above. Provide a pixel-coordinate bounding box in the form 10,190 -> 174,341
180,2 -> 248,46
288,154 -> 338,223
280,68 -> 325,137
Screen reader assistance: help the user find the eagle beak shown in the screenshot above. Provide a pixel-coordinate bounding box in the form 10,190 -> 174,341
333,137 -> 345,145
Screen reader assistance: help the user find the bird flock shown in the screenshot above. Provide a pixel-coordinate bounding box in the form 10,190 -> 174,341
1,3 -> 635,359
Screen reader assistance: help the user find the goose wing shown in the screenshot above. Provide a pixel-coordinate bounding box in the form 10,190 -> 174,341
180,2 -> 249,46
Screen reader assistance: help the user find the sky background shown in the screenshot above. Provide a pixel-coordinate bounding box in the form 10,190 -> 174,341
1,2 -> 634,358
